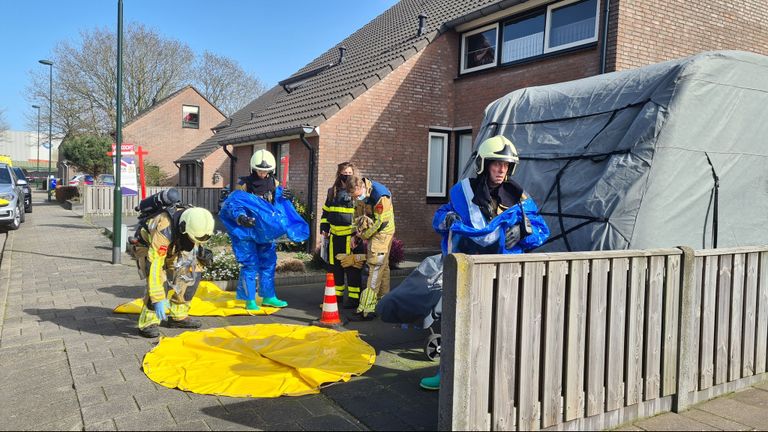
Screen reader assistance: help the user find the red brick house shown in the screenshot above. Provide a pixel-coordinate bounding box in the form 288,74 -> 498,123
201,0 -> 768,250
122,85 -> 226,186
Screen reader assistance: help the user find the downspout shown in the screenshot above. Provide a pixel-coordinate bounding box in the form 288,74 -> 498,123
299,131 -> 315,254
599,0 -> 611,74
222,144 -> 237,190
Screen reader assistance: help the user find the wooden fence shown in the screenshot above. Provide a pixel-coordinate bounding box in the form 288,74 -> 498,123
83,186 -> 222,215
438,245 -> 768,430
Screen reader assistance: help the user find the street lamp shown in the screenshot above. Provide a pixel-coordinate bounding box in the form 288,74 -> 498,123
31,104 -> 41,188
39,59 -> 53,201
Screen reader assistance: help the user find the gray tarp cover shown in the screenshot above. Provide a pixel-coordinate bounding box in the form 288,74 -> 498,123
469,50 -> 768,252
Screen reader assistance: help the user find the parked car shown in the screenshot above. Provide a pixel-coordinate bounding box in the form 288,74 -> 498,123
95,174 -> 115,186
0,163 -> 26,230
68,174 -> 94,186
11,167 -> 32,213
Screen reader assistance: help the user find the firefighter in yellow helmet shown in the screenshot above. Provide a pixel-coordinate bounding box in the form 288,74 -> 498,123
135,206 -> 215,338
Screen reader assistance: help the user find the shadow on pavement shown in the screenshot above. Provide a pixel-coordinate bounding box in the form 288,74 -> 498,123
198,361 -> 440,431
37,223 -> 96,230
97,284 -> 144,300
24,306 -> 139,338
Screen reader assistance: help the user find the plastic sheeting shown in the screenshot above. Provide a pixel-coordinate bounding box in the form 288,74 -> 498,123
113,281 -> 279,316
377,254 -> 444,325
472,50 -> 768,251
219,189 -> 309,244
142,324 -> 376,398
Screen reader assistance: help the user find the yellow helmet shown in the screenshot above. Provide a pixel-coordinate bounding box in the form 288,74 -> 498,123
250,149 -> 276,173
475,135 -> 519,175
179,207 -> 215,244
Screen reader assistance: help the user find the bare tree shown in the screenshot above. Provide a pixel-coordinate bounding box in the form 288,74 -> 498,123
0,108 -> 8,135
26,23 -> 263,136
194,51 -> 265,116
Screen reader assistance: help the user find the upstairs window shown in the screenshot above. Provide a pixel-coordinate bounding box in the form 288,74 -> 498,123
463,0 -> 599,71
545,0 -> 599,52
460,23 -> 498,74
182,105 -> 200,129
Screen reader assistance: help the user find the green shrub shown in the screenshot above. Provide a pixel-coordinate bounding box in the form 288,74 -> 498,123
55,186 -> 80,203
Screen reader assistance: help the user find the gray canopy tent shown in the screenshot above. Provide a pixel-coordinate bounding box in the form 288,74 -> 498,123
467,50 -> 768,252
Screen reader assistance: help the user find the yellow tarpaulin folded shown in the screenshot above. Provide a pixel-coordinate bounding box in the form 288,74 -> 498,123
112,281 -> 278,316
143,323 -> 376,398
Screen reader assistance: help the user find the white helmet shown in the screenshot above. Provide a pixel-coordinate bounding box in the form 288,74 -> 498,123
179,207 -> 215,244
250,149 -> 276,173
475,135 -> 519,175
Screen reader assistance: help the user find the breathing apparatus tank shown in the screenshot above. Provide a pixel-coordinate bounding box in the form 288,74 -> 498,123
135,188 -> 181,218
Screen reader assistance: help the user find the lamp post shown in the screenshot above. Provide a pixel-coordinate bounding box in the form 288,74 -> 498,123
38,59 -> 53,201
31,104 -> 41,188
112,0 -> 124,264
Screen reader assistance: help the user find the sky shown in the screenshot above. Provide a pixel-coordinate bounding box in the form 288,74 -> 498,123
0,0 -> 399,131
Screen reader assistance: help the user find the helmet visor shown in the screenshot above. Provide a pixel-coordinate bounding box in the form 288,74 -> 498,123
192,233 -> 211,243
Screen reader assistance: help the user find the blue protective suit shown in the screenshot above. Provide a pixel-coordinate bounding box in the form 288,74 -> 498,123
433,178 -> 550,255
219,189 -> 309,300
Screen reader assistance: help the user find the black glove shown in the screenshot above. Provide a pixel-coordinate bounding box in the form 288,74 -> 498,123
505,224 -> 522,250
197,247 -> 213,267
282,189 -> 294,200
237,214 -> 256,227
444,211 -> 461,229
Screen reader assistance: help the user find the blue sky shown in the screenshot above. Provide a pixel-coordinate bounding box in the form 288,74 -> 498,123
0,0 -> 399,131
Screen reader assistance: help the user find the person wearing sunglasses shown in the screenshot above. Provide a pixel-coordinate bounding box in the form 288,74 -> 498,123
135,206 -> 216,338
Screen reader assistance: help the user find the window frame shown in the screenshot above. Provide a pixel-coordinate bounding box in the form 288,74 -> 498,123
182,105 -> 200,129
453,130 -> 474,182
459,23 -> 500,75
426,131 -> 449,198
499,9 -> 547,65
543,0 -> 600,54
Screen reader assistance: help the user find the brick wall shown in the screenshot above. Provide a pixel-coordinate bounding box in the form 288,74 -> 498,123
200,148 -> 230,188
123,87 -> 224,185
609,0 -> 768,71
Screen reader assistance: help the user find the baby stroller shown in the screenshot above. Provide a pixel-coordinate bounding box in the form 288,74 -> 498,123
376,254 -> 444,361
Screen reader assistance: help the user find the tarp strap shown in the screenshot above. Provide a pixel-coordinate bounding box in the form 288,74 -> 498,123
538,213 -> 610,246
494,99 -> 652,126
704,152 -> 720,248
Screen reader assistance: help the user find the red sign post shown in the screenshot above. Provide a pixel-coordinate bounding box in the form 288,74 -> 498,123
107,143 -> 149,199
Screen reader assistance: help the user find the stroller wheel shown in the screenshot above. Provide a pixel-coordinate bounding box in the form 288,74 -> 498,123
424,333 -> 441,361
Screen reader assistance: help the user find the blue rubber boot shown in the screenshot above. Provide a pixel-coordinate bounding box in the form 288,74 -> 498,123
262,297 -> 288,308
419,372 -> 440,391
245,300 -> 260,311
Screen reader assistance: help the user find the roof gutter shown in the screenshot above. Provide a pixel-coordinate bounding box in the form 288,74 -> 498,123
442,0 -> 525,30
217,125 -> 314,146
599,0 -> 611,74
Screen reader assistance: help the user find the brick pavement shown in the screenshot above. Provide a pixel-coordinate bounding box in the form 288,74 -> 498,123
0,192 -> 440,431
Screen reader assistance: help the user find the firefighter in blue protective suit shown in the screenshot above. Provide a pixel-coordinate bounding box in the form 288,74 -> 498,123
219,149 -> 309,311
420,135 -> 550,390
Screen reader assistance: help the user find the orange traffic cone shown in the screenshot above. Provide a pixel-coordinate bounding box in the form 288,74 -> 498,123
312,273 -> 347,329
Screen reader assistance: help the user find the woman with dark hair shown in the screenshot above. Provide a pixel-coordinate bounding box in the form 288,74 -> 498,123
319,162 -> 365,309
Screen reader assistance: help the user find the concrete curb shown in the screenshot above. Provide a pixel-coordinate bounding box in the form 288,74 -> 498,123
0,231 -> 10,337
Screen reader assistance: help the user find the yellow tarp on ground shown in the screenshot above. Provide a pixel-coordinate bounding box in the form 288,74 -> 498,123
143,324 -> 376,398
112,281 -> 278,316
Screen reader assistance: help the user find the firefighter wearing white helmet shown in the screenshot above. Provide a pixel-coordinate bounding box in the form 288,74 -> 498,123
419,135 -> 550,390
228,148 -> 293,310
135,205 -> 215,338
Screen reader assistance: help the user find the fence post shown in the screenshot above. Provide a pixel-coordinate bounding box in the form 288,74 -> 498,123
438,253 -> 472,431
674,246 -> 696,412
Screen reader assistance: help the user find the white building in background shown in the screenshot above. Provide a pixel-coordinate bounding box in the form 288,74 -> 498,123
0,130 -> 61,168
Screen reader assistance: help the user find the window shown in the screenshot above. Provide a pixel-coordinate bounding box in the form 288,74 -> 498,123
455,131 -> 474,179
502,12 -> 545,63
463,0 -> 599,70
426,132 -> 448,197
181,163 -> 199,186
545,0 -> 599,52
182,105 -> 200,129
460,23 -> 498,74
272,142 -> 290,187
